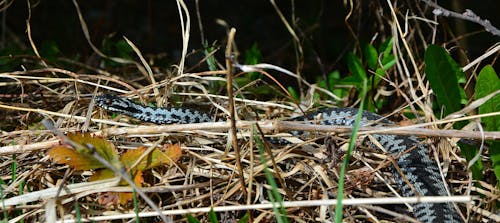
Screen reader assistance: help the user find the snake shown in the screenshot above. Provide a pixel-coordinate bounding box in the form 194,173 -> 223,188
95,94 -> 462,222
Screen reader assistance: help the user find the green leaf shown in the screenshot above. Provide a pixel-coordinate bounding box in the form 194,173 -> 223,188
379,38 -> 393,56
11,155 -> 17,185
491,141 -> 500,186
74,201 -> 81,222
317,79 -> 327,89
347,53 -> 367,80
208,208 -> 219,223
287,86 -> 300,101
342,53 -> 368,92
101,38 -> 133,67
115,40 -> 134,59
375,38 -> 395,71
327,70 -> 348,99
40,40 -> 61,61
424,45 -> 464,116
253,125 -> 289,223
381,54 -> 396,70
364,43 -> 378,69
203,41 -> 218,71
237,213 -> 250,223
244,43 -> 261,65
475,65 -> 500,131
327,70 -> 341,91
475,65 -> 500,185
459,142 -> 483,180
244,43 -> 262,80
186,214 -> 201,223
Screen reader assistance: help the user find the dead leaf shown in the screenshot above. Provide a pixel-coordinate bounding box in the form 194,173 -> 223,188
121,144 -> 182,171
48,132 -> 121,171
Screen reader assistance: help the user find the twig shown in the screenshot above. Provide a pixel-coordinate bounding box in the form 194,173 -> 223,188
421,0 -> 500,37
225,27 -> 249,199
54,196 -> 473,223
2,114 -> 500,155
1,177 -> 120,207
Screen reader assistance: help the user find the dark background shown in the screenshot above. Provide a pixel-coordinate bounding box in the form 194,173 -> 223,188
1,0 -> 499,80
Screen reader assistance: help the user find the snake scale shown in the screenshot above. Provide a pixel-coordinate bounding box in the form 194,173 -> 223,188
95,94 -> 461,222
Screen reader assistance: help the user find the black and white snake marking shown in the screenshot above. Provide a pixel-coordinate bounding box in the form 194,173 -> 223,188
95,94 -> 462,222
95,94 -> 212,124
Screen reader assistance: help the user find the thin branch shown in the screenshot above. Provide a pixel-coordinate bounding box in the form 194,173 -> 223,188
54,196 -> 473,223
421,0 -> 500,37
225,27 -> 249,199
2,111 -> 500,155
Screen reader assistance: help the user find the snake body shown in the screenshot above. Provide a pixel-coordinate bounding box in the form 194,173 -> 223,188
95,94 -> 212,124
95,94 -> 461,222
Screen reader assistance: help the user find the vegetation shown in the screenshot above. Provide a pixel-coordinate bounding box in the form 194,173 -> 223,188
0,1 -> 499,222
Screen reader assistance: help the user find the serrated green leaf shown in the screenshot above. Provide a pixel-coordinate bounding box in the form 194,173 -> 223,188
364,43 -> 378,69
475,65 -> 500,131
424,45 -> 464,115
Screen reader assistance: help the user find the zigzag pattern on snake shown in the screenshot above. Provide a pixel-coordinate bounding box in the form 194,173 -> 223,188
95,94 -> 461,222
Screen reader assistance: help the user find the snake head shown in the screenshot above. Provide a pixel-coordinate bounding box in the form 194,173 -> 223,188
95,94 -> 141,113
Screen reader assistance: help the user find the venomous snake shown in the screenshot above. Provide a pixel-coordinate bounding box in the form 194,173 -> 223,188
95,94 -> 462,222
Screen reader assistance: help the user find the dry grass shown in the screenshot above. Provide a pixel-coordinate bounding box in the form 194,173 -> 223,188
1,0 -> 499,222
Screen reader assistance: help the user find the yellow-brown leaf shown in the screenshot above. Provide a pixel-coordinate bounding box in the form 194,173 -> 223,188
48,146 -> 104,170
121,144 -> 182,171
